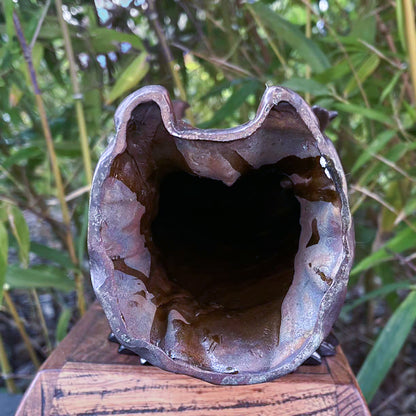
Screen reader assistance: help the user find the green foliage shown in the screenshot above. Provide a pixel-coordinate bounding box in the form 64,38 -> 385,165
199,79 -> 261,128
7,205 -> 30,267
0,0 -> 415,405
352,225 -> 416,276
248,3 -> 330,73
106,51 -> 149,104
344,54 -> 380,96
6,265 -> 75,292
89,28 -> 145,54
342,281 -> 415,315
0,222 -> 8,303
332,102 -> 394,124
281,78 -> 331,96
30,242 -> 76,270
351,130 -> 396,174
55,307 -> 72,343
357,290 -> 416,402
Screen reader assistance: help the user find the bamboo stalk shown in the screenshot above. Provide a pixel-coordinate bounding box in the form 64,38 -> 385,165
305,0 -> 312,103
375,13 -> 414,103
31,289 -> 52,354
247,5 -> 288,71
402,0 -> 416,102
3,291 -> 40,369
0,333 -> 17,393
13,12 -> 85,315
146,0 -> 195,125
299,0 -> 371,109
29,0 -> 51,49
55,0 -> 93,185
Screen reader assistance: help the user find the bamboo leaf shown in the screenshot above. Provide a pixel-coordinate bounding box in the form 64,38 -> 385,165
350,13 -> 376,44
351,226 -> 416,275
342,281 -> 414,314
281,78 -> 331,96
314,56 -> 362,83
344,55 -> 380,95
56,307 -> 72,343
357,290 -> 416,402
38,16 -> 62,40
18,43 -> 44,87
7,205 -> 30,267
28,141 -> 83,158
396,0 -> 407,52
90,28 -> 144,53
351,130 -> 396,174
333,103 -> 394,125
380,71 -> 402,102
358,141 -> 416,187
201,79 -> 245,100
77,202 -> 89,265
248,3 -> 330,73
106,52 -> 149,104
0,222 -> 8,303
6,265 -> 75,292
403,100 -> 416,122
199,80 -> 260,128
2,1 -> 15,40
30,242 -> 76,270
397,196 -> 416,223
44,46 -> 65,86
1,146 -> 43,169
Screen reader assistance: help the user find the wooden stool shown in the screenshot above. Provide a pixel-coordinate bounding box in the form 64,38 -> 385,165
16,303 -> 370,415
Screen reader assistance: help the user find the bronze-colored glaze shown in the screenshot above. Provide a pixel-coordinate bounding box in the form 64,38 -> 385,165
88,85 -> 354,385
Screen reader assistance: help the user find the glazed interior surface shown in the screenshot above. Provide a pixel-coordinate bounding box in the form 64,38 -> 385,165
102,101 -> 341,373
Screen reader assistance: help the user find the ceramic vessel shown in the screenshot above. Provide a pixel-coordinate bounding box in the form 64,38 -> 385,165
88,85 -> 354,385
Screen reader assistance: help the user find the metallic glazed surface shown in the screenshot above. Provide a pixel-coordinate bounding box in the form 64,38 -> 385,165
88,85 -> 354,385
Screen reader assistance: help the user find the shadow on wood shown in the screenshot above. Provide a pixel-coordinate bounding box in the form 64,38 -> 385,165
16,303 -> 370,415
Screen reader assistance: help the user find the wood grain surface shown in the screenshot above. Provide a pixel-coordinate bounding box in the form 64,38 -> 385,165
16,303 -> 370,416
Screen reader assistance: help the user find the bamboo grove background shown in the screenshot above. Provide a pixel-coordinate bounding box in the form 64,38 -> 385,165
1,0 -> 416,413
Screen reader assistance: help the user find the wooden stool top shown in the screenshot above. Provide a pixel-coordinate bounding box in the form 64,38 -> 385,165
16,303 -> 370,415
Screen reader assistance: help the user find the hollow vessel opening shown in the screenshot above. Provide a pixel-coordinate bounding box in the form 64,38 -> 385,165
152,166 -> 301,313
104,99 -> 340,373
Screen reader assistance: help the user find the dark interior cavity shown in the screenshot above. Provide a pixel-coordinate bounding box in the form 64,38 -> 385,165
151,165 -> 301,312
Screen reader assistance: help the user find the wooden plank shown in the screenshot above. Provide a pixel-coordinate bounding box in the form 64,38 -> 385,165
50,363 -> 337,416
16,370 -> 60,416
16,303 -> 370,416
327,349 -> 370,416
